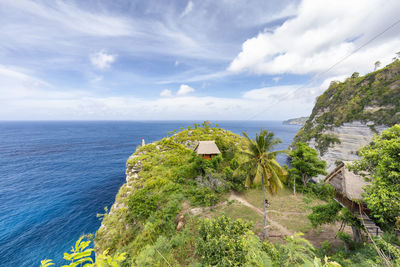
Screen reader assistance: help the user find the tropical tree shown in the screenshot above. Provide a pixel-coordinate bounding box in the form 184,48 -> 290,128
238,129 -> 287,239
374,61 -> 381,71
351,124 -> 400,226
289,142 -> 327,194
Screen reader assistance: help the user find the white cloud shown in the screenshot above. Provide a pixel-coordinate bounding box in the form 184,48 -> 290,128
177,84 -> 195,96
0,90 -> 312,120
90,51 -> 116,70
244,85 -> 302,100
229,0 -> 400,77
2,0 -> 133,37
160,89 -> 172,97
180,1 -> 194,18
0,67 -> 312,120
272,76 -> 281,83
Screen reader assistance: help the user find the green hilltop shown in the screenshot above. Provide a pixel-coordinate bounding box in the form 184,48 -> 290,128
293,60 -> 400,154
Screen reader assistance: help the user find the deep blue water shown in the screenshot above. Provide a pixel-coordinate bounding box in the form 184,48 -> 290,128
0,121 -> 300,266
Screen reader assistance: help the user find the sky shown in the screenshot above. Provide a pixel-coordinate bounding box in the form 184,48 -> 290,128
1,0 -> 400,120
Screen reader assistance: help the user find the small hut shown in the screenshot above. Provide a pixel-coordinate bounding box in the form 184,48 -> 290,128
195,141 -> 221,159
324,162 -> 383,237
324,162 -> 370,211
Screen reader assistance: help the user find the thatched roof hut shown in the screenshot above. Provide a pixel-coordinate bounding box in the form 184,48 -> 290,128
325,162 -> 370,200
325,162 -> 384,237
324,162 -> 370,211
195,141 -> 221,159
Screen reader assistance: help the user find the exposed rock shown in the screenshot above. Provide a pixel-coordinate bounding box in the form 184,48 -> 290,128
308,121 -> 387,179
176,215 -> 185,231
195,173 -> 225,190
181,140 -> 199,150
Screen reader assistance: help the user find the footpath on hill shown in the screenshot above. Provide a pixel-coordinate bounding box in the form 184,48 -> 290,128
228,193 -> 292,236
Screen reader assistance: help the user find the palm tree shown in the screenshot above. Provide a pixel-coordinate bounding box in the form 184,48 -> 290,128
239,129 -> 287,239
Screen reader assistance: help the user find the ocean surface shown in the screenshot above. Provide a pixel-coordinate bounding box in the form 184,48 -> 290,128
0,121 -> 301,266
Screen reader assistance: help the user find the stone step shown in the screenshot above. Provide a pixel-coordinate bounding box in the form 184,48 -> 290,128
364,222 -> 378,227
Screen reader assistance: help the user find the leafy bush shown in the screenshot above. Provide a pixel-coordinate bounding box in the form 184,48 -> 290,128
134,236 -> 175,266
196,216 -> 270,266
128,188 -> 159,221
229,158 -> 239,170
279,233 -> 316,265
374,237 -> 400,262
318,240 -> 333,257
188,186 -> 219,206
262,241 -> 280,262
308,201 -> 342,227
211,154 -> 223,170
351,124 -> 400,227
303,182 -> 335,201
289,142 -> 327,187
337,231 -> 355,251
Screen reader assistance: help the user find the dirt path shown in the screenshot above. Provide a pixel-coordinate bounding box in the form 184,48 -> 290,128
228,194 -> 292,236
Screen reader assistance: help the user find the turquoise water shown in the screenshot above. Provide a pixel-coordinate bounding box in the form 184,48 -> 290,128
0,121 -> 300,266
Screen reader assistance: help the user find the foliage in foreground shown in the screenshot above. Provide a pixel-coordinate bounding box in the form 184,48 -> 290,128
40,235 -> 126,267
196,217 -> 344,267
196,215 -> 270,266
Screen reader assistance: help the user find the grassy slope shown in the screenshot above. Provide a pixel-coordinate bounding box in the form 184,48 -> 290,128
202,188 -> 350,247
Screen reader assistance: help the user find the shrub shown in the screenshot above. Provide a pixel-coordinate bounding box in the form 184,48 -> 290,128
308,201 -> 342,227
263,241 -> 280,262
134,236 -> 174,266
188,186 -> 218,206
318,240 -> 333,257
304,182 -> 335,201
211,154 -> 223,170
128,189 -> 159,221
230,158 -> 239,170
196,216 -> 263,266
337,231 -> 355,251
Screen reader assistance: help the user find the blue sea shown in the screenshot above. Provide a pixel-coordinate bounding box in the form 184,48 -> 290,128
0,121 -> 300,266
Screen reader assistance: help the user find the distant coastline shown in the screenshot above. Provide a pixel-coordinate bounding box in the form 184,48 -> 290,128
282,117 -> 309,126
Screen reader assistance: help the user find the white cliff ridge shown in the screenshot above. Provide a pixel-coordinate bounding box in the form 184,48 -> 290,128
308,121 -> 387,175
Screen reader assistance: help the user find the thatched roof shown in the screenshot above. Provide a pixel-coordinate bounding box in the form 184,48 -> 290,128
324,162 -> 370,200
195,141 -> 221,155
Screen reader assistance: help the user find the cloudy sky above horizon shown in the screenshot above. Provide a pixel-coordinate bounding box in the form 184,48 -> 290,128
1,0 -> 400,120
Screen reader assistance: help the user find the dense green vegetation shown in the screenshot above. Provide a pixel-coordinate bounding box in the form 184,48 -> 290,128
94,123 -> 250,265
288,142 -> 327,193
293,60 -> 400,154
42,123 -> 400,266
351,124 -> 400,228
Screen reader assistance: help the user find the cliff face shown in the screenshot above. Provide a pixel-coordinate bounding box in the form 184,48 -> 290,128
293,60 -> 400,174
307,121 -> 387,173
